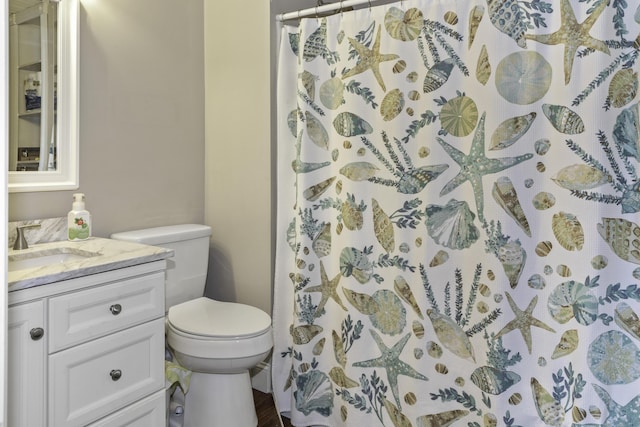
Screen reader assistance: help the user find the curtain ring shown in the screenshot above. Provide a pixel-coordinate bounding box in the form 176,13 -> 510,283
315,5 -> 319,18
368,0 -> 372,11
340,0 -> 344,17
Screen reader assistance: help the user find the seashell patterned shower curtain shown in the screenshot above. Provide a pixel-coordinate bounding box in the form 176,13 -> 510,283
273,0 -> 640,425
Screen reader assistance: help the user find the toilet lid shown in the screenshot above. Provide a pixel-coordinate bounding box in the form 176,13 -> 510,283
168,297 -> 271,338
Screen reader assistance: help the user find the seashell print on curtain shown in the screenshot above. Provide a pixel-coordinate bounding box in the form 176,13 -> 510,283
273,0 -> 640,425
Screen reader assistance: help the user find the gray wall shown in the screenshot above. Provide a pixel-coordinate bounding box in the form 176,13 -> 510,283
9,0 -> 205,235
203,0 -> 272,313
8,0 -> 277,315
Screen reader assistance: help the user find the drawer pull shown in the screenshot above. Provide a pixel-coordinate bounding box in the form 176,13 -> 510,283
109,304 -> 122,315
30,327 -> 44,341
110,369 -> 122,381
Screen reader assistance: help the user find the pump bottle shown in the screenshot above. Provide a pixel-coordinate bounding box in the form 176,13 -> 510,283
68,193 -> 91,241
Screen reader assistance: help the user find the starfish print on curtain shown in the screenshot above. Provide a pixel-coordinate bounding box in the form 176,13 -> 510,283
591,384 -> 640,426
304,260 -> 348,317
342,25 -> 399,92
353,330 -> 428,411
437,112 -> 534,221
493,292 -> 556,354
524,0 -> 610,84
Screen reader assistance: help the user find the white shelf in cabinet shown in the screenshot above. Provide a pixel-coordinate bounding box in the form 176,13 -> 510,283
19,108 -> 41,118
19,61 -> 41,72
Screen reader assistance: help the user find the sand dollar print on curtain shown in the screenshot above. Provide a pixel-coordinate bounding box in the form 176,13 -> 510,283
273,0 -> 640,425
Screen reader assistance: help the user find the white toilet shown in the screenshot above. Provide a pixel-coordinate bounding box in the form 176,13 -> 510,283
111,224 -> 273,427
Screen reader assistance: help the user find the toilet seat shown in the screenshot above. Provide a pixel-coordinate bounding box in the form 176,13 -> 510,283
166,297 -> 273,360
168,297 -> 271,339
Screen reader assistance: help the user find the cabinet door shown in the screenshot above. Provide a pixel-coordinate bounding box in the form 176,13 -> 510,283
8,300 -> 46,427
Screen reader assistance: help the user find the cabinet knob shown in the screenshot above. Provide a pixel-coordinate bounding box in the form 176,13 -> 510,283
110,369 -> 122,381
30,327 -> 44,341
109,304 -> 122,315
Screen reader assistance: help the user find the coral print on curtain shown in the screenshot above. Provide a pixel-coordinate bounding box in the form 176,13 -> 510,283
273,0 -> 640,425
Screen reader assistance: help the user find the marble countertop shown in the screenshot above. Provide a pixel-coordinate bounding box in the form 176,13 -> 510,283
8,237 -> 174,292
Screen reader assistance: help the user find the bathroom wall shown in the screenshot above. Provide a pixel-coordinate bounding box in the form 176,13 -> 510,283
8,0 -> 205,235
7,0 -> 276,315
202,0 -> 273,313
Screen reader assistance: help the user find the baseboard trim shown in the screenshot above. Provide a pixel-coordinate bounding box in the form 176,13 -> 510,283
250,360 -> 272,393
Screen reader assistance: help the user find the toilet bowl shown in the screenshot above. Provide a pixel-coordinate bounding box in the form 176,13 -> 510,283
110,225 -> 273,427
167,297 -> 272,426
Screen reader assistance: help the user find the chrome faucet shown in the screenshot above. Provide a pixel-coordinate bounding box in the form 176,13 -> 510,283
13,223 -> 42,250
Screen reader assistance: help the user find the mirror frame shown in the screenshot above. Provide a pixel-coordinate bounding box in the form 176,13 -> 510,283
8,0 -> 78,193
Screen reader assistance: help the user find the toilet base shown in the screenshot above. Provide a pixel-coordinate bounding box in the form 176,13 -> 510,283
183,370 -> 257,427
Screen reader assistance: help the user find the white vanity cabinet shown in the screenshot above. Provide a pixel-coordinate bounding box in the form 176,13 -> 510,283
8,260 -> 167,427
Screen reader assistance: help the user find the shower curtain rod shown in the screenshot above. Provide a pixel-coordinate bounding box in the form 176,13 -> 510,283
276,0 -> 382,21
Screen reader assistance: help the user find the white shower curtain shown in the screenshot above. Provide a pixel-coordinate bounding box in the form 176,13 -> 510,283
273,1 -> 640,425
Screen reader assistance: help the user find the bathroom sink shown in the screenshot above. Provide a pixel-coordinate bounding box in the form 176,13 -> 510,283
8,247 -> 101,272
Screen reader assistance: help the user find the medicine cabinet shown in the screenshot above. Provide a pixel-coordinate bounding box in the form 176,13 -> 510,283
8,0 -> 78,192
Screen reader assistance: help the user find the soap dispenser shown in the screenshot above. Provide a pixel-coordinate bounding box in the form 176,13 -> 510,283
68,193 -> 91,241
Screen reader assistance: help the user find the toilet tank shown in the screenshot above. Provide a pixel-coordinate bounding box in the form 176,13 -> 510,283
110,224 -> 212,310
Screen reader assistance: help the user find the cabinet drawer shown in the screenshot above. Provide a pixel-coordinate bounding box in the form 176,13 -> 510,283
49,319 -> 165,427
49,271 -> 164,352
87,390 -> 166,427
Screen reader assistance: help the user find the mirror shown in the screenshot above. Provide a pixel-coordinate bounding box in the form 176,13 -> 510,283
8,0 -> 78,193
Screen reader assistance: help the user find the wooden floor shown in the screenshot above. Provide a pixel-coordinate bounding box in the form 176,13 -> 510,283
254,389 -> 294,427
